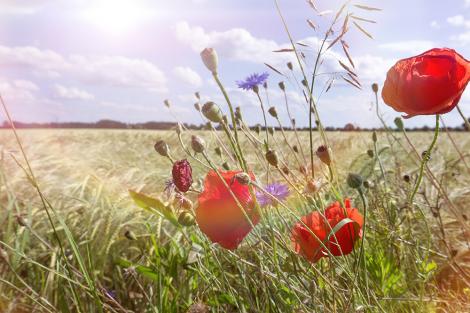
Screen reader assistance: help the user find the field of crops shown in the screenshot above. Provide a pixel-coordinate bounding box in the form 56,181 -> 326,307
1,129 -> 469,312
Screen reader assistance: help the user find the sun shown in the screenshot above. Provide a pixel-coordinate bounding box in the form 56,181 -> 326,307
84,0 -> 154,35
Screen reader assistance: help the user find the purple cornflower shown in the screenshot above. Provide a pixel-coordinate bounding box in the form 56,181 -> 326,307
237,72 -> 269,91
256,182 -> 290,207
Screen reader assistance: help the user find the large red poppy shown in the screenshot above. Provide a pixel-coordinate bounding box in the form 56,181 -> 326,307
291,199 -> 363,263
382,48 -> 470,118
196,170 -> 259,250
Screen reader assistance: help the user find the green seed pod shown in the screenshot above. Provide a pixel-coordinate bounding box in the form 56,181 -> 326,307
202,102 -> 223,123
265,150 -> 279,167
178,212 -> 195,227
268,107 -> 278,118
394,117 -> 404,131
347,173 -> 364,189
154,140 -> 170,157
191,135 -> 205,153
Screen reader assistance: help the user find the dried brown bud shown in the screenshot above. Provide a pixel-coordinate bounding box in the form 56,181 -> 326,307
125,230 -> 137,241
253,85 -> 260,94
235,107 -> 242,121
195,92 -> 201,100
367,149 -> 374,158
403,174 -> 411,183
371,83 -> 379,93
164,99 -> 171,108
268,107 -> 278,118
214,147 -> 222,157
316,145 -> 331,166
293,145 -> 299,153
16,215 -> 28,227
347,173 -> 363,189
299,165 -> 308,176
191,136 -> 205,153
305,180 -> 321,194
194,103 -> 201,111
154,140 -> 170,157
282,165 -> 290,175
265,150 -> 279,167
278,81 -> 285,91
287,62 -> 293,71
254,125 -> 261,135
222,162 -> 230,170
268,127 -> 275,136
301,79 -> 308,87
372,131 -> 377,143
234,172 -> 251,185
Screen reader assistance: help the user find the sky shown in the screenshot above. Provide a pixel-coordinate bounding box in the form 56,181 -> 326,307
0,0 -> 469,128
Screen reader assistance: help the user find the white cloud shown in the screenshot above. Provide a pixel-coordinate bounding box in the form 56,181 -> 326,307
173,66 -> 202,87
0,78 -> 39,102
0,0 -> 52,15
52,84 -> 95,101
447,15 -> 470,28
0,45 -> 167,92
466,0 -> 470,7
430,20 -> 440,29
378,40 -> 435,54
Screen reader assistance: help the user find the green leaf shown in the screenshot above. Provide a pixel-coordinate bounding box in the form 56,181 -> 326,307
116,259 -> 159,281
129,190 -> 179,227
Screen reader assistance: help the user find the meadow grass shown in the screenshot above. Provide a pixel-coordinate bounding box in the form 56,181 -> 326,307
1,129 -> 469,312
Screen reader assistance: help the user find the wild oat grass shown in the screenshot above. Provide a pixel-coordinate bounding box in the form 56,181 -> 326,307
1,129 -> 469,312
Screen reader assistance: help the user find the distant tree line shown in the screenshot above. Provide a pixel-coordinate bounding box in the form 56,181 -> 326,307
1,118 -> 469,132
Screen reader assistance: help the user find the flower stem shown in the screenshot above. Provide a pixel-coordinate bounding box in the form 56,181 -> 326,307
408,114 -> 440,205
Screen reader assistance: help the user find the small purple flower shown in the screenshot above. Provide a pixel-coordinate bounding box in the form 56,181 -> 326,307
237,72 -> 269,91
256,182 -> 290,207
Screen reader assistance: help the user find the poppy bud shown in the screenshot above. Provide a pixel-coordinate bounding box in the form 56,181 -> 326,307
263,81 -> 268,89
178,211 -> 195,226
403,174 -> 411,183
421,150 -> 431,161
287,62 -> 293,71
253,85 -> 260,94
371,83 -> 379,93
394,117 -> 404,131
172,159 -> 193,193
194,103 -> 201,111
268,127 -> 275,136
125,230 -> 137,241
16,215 -> 28,227
301,79 -> 308,87
363,180 -> 370,189
316,145 -> 331,166
195,92 -> 201,100
191,136 -> 205,154
278,81 -> 285,91
202,102 -> 223,123
254,125 -> 261,135
347,173 -> 363,189
292,118 -> 296,126
305,180 -> 320,194
268,107 -> 278,118
222,162 -> 230,170
200,48 -> 218,74
234,172 -> 251,185
265,150 -> 279,167
164,99 -> 171,108
214,147 -> 222,157
154,140 -> 170,157
367,149 -> 374,158
282,165 -> 290,175
293,145 -> 299,153
372,131 -> 377,143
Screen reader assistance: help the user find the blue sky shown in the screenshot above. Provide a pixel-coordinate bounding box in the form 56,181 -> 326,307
0,0 -> 469,128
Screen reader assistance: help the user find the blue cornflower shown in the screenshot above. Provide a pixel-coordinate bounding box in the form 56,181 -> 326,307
237,72 -> 269,91
256,182 -> 290,207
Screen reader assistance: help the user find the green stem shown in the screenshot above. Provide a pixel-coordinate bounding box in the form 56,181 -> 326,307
408,114 -> 440,205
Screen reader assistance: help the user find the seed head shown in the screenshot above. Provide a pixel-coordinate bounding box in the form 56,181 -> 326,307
154,140 -> 170,157
278,81 -> 285,91
316,145 -> 331,166
265,150 -> 279,167
371,83 -> 379,93
191,136 -> 205,153
394,117 -> 404,131
234,172 -> 251,185
194,102 -> 201,111
347,173 -> 364,189
367,149 -> 374,158
202,102 -> 223,123
287,62 -> 293,71
200,48 -> 218,74
293,145 -> 299,153
164,99 -> 171,108
268,107 -> 278,118
372,131 -> 377,143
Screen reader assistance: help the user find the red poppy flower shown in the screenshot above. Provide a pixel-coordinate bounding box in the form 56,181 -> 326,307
291,199 -> 363,263
196,170 -> 259,250
172,159 -> 193,193
382,48 -> 470,118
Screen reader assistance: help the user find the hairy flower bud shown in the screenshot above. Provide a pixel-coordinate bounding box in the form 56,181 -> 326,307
347,173 -> 364,189
164,99 -> 171,108
234,172 -> 251,185
178,211 -> 195,226
154,140 -> 170,157
301,79 -> 308,87
282,165 -> 290,175
287,62 -> 293,71
316,145 -> 331,166
394,117 -> 404,131
265,150 -> 279,167
278,81 -> 285,91
222,162 -> 230,170
268,107 -> 278,118
403,174 -> 411,183
200,48 -> 218,74
195,92 -> 200,100
202,102 -> 223,123
191,136 -> 205,153
252,84 -> 259,94
367,149 -> 374,158
305,180 -> 321,194
293,145 -> 299,153
194,102 -> 201,111
214,147 -> 222,157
